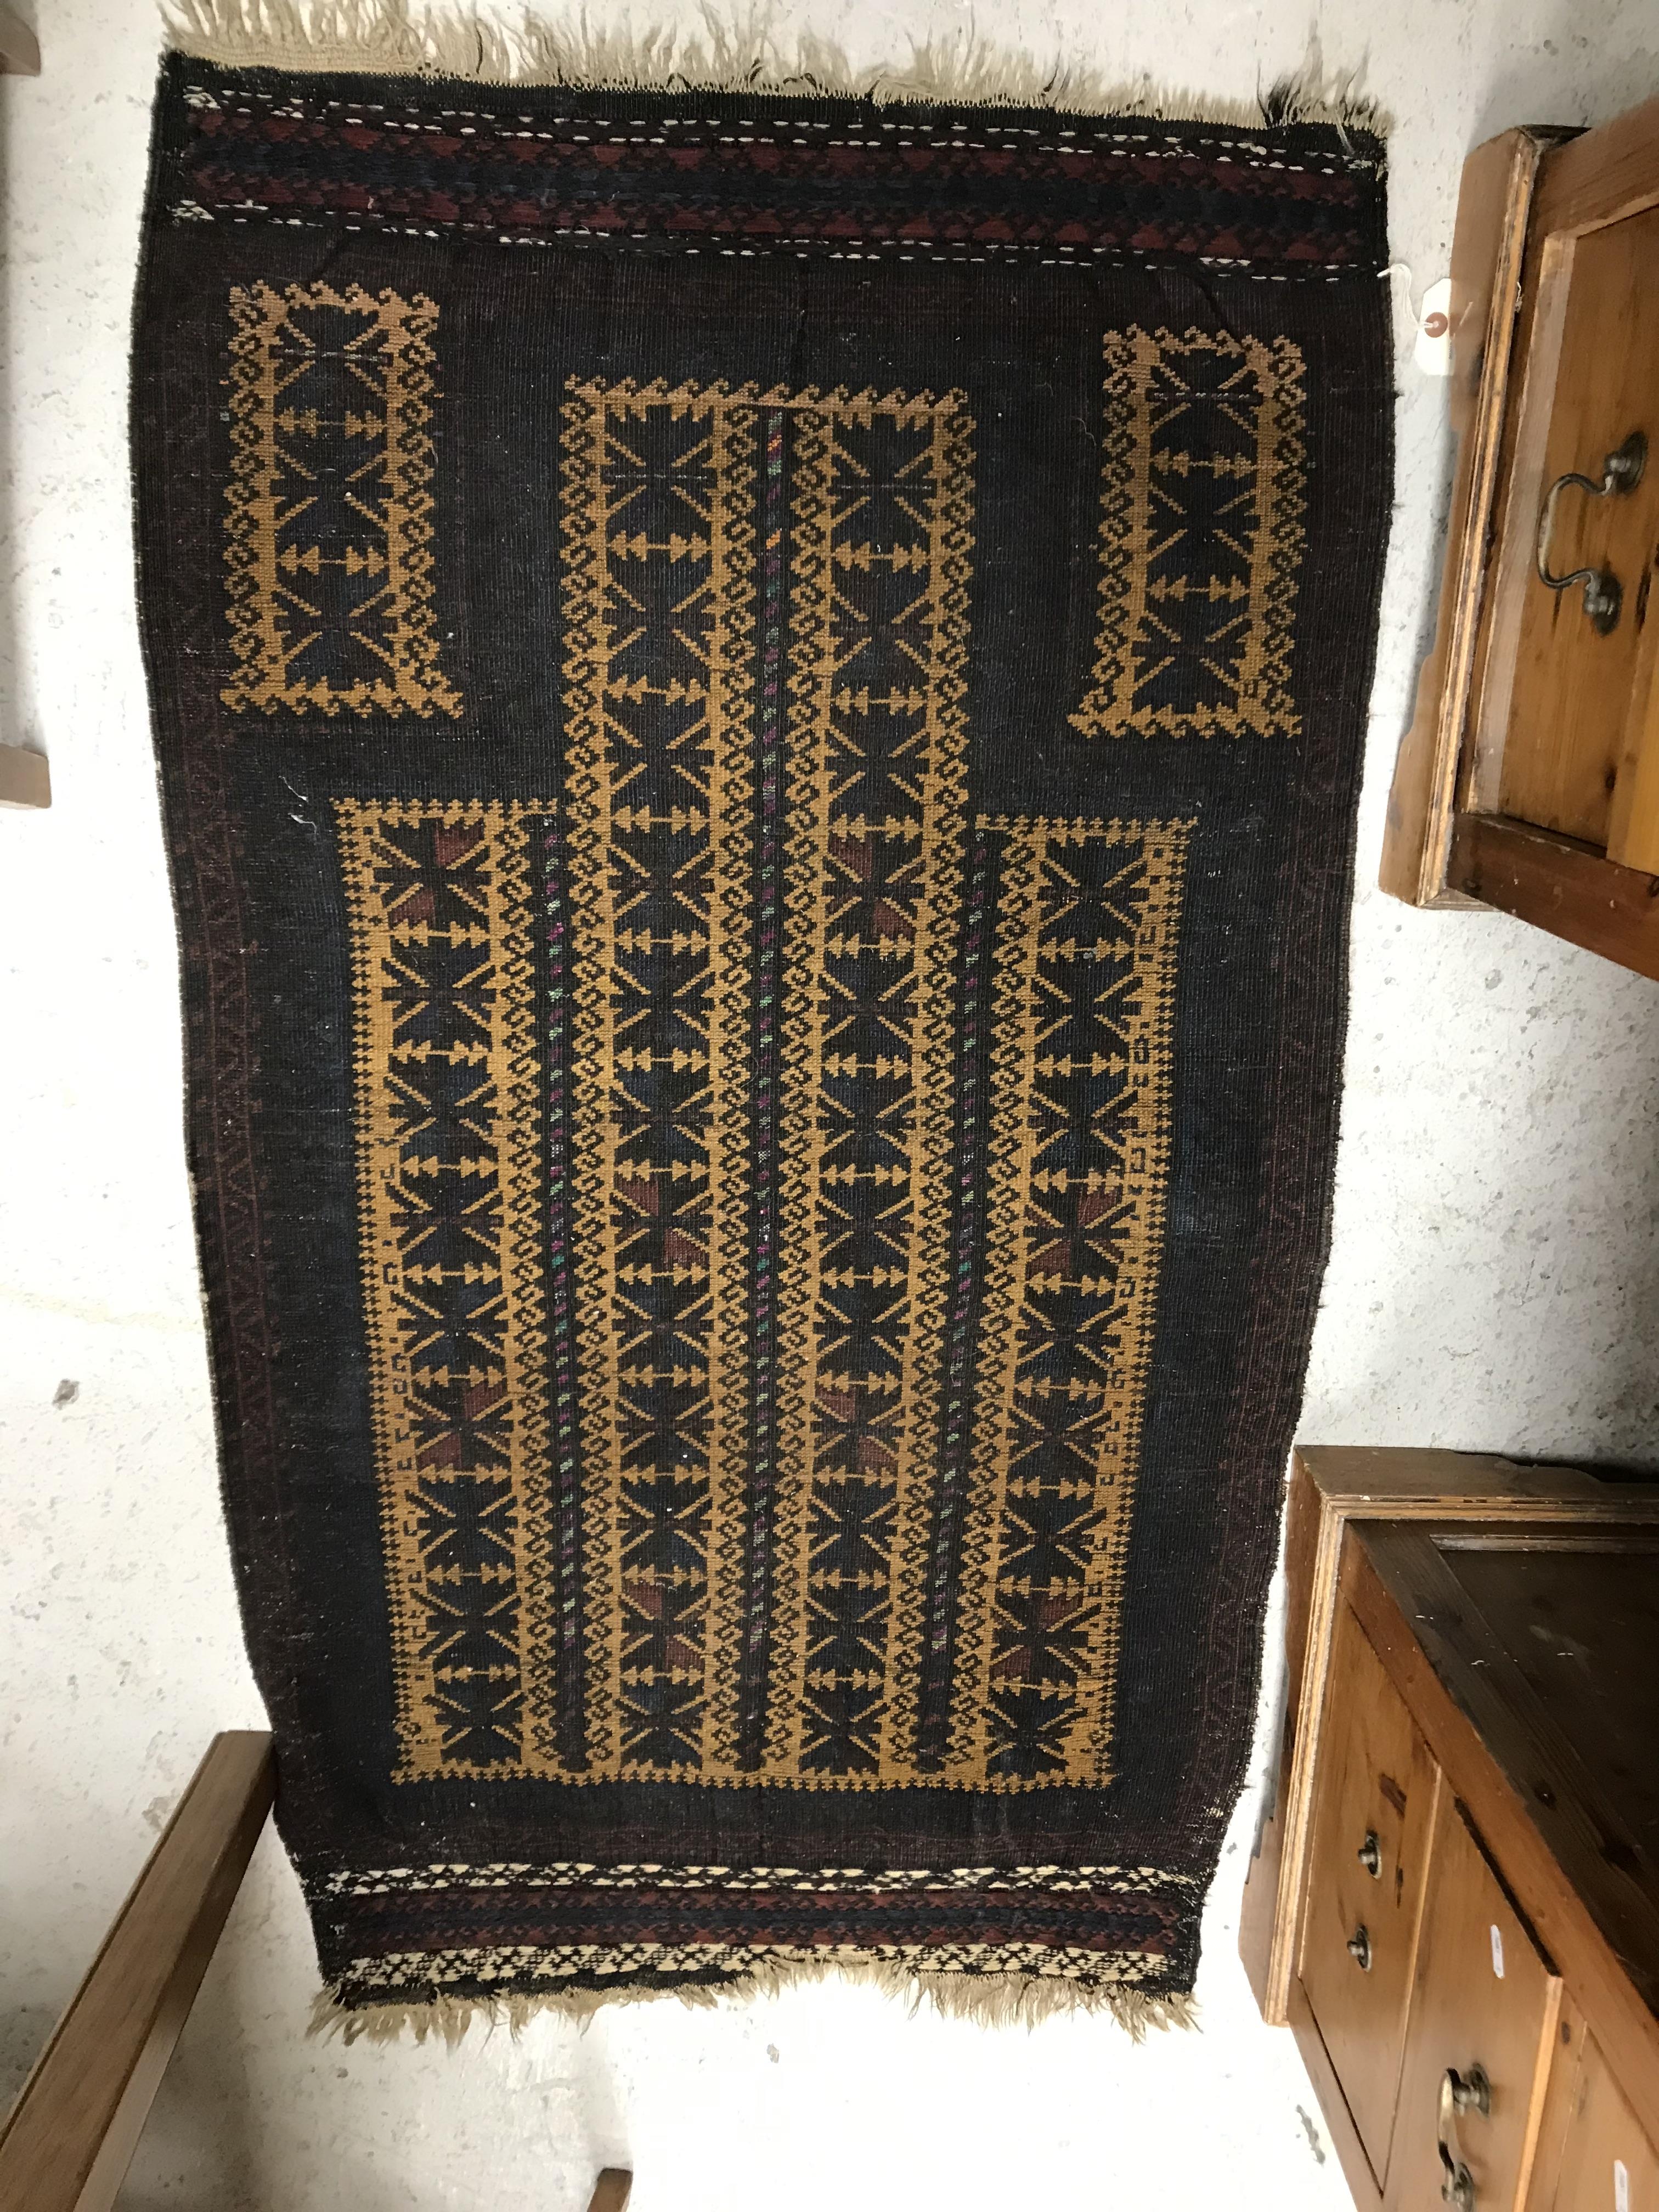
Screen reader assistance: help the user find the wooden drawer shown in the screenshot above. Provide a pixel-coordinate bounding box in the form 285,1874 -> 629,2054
1538,2034 -> 1659,2212
1386,1794 -> 1560,2212
1487,204 -> 1659,854
1299,1601 -> 1441,2180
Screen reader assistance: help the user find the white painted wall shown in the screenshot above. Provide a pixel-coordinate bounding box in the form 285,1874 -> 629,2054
2,0 -> 1656,2205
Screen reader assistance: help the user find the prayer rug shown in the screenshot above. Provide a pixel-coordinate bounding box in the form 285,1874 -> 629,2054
131,21 -> 1391,2032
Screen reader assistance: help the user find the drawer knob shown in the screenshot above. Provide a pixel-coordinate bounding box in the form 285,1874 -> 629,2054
1447,2066 -> 1491,2118
1357,1830 -> 1381,1877
1534,428 -> 1647,635
1438,2063 -> 1492,2209
1346,1924 -> 1372,1971
1440,2157 -> 1476,2211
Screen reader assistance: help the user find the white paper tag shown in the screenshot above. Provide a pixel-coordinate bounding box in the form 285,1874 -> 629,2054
1615,2157 -> 1629,2212
1490,1924 -> 1505,1978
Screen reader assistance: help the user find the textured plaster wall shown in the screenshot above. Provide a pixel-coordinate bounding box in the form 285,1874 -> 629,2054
2,0 -> 1656,2206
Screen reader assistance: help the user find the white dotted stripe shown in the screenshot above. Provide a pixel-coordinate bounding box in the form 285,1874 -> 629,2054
182,80 -> 1380,177
340,1940 -> 1172,1990
173,199 -> 1375,280
315,1859 -> 1203,1899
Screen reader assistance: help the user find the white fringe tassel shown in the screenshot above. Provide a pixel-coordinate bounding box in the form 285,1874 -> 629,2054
309,1960 -> 1202,2044
161,0 -> 1387,132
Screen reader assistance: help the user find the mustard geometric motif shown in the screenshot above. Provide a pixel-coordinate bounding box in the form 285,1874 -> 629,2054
1070,328 -> 1306,740
337,799 -> 552,1780
223,283 -> 461,718
340,388 -> 1189,1798
950,816 -> 1190,1788
557,377 -> 978,1791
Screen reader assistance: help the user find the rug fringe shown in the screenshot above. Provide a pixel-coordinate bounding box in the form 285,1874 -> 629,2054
309,1961 -> 1201,2043
159,0 -> 1387,134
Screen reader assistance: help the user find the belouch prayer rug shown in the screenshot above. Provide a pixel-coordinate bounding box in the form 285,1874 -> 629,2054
133,19 -> 1391,2032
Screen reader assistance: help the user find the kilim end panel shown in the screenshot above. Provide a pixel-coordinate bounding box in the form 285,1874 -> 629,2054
135,49 -> 1392,2019
312,1861 -> 1203,2016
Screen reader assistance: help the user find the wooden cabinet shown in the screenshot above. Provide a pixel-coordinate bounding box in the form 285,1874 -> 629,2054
1382,98 -> 1659,977
1243,1449 -> 1659,2212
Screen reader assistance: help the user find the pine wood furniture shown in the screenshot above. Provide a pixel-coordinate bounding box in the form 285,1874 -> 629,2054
1243,1447 -> 1659,2212
1382,98 -> 1659,978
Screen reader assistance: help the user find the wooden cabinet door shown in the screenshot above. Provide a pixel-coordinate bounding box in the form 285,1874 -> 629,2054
1490,203 -> 1659,848
1299,1601 -> 1442,2182
1468,97 -> 1659,882
1544,2035 -> 1659,2212
1386,1795 -> 1561,2212
1381,95 -> 1659,977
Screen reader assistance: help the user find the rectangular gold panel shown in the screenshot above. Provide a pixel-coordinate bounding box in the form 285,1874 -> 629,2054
224,283 -> 460,719
1070,328 -> 1305,741
948,817 -> 1190,1786
558,378 -> 977,1787
558,377 -> 765,1784
338,798 -> 552,1779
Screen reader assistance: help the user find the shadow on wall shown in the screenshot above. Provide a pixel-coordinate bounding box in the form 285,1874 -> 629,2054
0,1999 -> 57,2120
1470,0 -> 1659,145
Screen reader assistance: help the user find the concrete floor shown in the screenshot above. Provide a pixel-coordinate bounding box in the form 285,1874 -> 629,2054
3,0 -> 1657,2206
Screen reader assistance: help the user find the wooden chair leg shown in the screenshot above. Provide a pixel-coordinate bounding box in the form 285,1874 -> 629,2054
587,2169 -> 634,2212
0,1731 -> 275,2212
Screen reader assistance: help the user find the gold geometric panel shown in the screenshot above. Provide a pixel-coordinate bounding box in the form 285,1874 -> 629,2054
340,392 -> 1189,1797
337,799 -> 552,1780
1069,328 -> 1306,740
223,282 -> 461,719
557,377 -> 978,1791
949,815 -> 1190,1787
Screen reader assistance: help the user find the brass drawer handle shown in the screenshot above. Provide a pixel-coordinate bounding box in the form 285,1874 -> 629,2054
1346,1924 -> 1372,1971
1357,1830 -> 1381,1877
1437,2064 -> 1491,2209
1534,429 -> 1646,635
